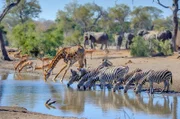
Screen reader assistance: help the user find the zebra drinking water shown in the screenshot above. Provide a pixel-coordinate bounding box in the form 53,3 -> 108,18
97,65 -> 129,89
123,70 -> 153,93
67,68 -> 89,87
67,58 -> 113,87
135,69 -> 173,94
112,68 -> 142,92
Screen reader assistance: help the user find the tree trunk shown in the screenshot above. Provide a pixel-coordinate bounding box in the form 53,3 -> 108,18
172,0 -> 179,52
0,31 -> 11,61
156,0 -> 179,52
0,0 -> 21,61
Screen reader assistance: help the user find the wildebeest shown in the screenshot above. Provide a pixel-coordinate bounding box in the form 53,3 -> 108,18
157,30 -> 172,41
137,29 -> 149,36
124,33 -> 134,49
114,34 -> 123,50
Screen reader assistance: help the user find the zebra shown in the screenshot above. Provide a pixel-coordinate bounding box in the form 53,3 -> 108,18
135,70 -> 173,94
123,68 -> 142,84
112,68 -> 142,92
123,70 -> 153,93
67,58 -> 113,87
83,76 -> 100,90
77,69 -> 102,89
67,68 -> 89,87
97,65 -> 129,89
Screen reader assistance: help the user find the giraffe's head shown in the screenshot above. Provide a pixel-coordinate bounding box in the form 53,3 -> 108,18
44,69 -> 51,81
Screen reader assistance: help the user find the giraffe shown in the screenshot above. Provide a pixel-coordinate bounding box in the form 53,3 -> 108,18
44,45 -> 87,82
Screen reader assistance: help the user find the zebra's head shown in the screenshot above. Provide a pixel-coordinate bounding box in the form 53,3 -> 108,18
67,69 -> 79,87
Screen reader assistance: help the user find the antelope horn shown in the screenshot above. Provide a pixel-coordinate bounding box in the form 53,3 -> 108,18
45,99 -> 51,104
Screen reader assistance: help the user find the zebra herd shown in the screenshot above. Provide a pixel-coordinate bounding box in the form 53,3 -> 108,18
67,59 -> 173,94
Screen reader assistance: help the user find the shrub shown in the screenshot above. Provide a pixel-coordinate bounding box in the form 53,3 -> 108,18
130,36 -> 150,57
151,39 -> 173,56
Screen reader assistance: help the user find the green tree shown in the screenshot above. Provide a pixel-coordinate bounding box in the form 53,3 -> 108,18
63,30 -> 82,46
11,21 -> 40,54
108,4 -> 131,33
153,17 -> 173,31
39,26 -> 63,56
9,0 -> 41,23
131,6 -> 163,30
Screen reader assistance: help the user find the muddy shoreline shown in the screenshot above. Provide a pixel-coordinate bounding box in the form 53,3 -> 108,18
0,106 -> 83,119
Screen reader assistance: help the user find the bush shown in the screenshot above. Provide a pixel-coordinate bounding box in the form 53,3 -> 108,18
151,39 -> 173,56
130,36 -> 150,57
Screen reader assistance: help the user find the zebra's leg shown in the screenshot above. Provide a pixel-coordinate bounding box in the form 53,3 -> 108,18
134,82 -> 139,91
166,80 -> 170,93
161,81 -> 167,93
149,81 -> 154,94
106,83 -> 112,90
92,84 -> 96,90
100,81 -> 105,89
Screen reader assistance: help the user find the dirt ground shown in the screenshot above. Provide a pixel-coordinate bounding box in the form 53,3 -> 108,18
0,49 -> 180,119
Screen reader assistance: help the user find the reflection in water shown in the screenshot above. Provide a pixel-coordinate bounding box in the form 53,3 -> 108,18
0,71 -> 179,119
1,73 -> 9,80
13,73 -> 40,80
173,97 -> 178,119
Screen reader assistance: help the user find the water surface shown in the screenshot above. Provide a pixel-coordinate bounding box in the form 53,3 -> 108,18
0,70 -> 179,119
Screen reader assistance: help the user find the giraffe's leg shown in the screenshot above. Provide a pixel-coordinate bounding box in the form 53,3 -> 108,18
60,62 -> 73,82
52,64 -> 67,82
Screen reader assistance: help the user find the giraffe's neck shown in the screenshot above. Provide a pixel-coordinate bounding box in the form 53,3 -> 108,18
47,50 -> 65,73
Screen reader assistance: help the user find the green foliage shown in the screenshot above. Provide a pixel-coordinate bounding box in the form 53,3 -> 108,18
130,36 -> 150,57
63,30 -> 82,46
10,0 -> 41,23
153,17 -> 173,31
11,21 -> 63,56
11,21 -> 40,54
151,39 -> 173,55
131,6 -> 163,30
38,26 -> 63,56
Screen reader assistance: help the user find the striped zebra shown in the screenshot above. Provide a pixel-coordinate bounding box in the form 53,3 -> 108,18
67,68 -> 89,87
123,68 -> 142,84
77,69 -> 102,89
97,65 -> 129,89
67,58 -> 113,87
112,68 -> 142,92
83,76 -> 99,90
135,70 -> 173,94
123,70 -> 153,93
